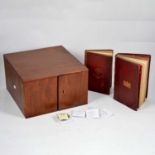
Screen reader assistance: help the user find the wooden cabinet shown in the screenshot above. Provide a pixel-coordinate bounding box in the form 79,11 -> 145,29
4,46 -> 88,118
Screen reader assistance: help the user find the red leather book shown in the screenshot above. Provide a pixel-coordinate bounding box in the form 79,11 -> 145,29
114,53 -> 151,110
85,49 -> 113,94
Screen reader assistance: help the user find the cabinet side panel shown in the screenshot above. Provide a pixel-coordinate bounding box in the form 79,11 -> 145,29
24,77 -> 57,118
58,71 -> 88,110
3,57 -> 24,113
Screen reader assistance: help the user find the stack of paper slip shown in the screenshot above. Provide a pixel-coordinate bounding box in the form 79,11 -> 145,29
85,108 -> 100,119
63,108 -> 113,119
71,110 -> 85,118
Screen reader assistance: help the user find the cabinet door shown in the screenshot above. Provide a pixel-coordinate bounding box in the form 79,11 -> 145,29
24,77 -> 57,118
58,71 -> 88,110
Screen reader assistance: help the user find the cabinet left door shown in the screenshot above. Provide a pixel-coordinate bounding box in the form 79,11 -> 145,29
24,77 -> 58,118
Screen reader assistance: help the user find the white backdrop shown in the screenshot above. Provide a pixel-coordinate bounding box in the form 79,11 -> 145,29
0,0 -> 154,100
0,1 -> 155,155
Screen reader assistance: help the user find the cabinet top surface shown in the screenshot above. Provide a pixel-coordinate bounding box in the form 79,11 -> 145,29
4,46 -> 87,82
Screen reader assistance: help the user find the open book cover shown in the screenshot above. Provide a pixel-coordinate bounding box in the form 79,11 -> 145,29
85,49 -> 113,94
114,53 -> 151,110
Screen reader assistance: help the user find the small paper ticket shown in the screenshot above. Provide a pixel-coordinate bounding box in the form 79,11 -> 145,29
86,108 -> 100,119
57,113 -> 70,121
71,110 -> 86,118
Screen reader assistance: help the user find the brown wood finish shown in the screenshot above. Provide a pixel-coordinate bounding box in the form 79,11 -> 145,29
24,77 -> 57,118
4,46 -> 87,82
3,46 -> 88,118
4,57 -> 24,112
58,71 -> 88,110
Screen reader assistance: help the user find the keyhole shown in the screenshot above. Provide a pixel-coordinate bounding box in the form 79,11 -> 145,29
62,90 -> 65,94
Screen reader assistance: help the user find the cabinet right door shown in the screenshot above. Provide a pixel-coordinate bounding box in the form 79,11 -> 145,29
58,71 -> 88,110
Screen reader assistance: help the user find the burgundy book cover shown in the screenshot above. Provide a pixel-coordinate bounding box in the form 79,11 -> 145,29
114,53 -> 151,110
85,50 -> 113,94
115,53 -> 151,98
